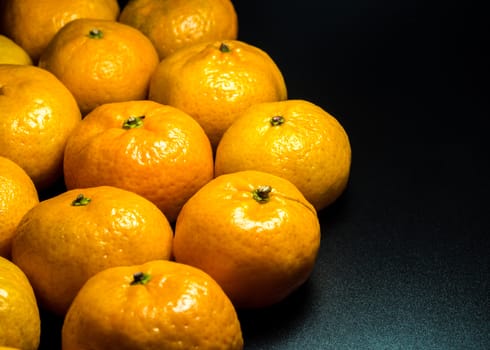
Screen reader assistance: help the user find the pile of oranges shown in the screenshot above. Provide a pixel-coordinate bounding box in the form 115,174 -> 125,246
0,1 -> 351,349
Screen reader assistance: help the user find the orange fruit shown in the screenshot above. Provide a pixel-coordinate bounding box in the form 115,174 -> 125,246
62,260 -> 244,350
11,185 -> 174,315
63,100 -> 214,222
38,18 -> 159,115
149,39 -> 288,148
0,256 -> 41,350
0,0 -> 120,63
173,170 -> 321,308
0,64 -> 82,190
0,156 -> 39,258
215,99 -> 352,211
0,35 -> 32,65
119,0 -> 238,60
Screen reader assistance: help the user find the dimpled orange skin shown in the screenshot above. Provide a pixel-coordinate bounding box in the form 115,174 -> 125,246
215,99 -> 352,211
38,18 -> 159,116
119,0 -> 238,60
0,35 -> 33,65
62,260 -> 244,350
0,256 -> 41,350
0,156 -> 39,258
11,186 -> 174,316
0,0 -> 120,63
63,100 -> 214,223
0,65 -> 82,190
149,40 -> 287,149
173,170 -> 321,309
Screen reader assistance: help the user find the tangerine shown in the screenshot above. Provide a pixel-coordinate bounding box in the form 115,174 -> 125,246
63,100 -> 214,222
0,64 -> 81,189
174,170 -> 321,308
0,256 -> 41,350
215,99 -> 352,210
38,18 -> 159,115
149,39 -> 287,148
0,156 -> 39,258
0,0 -> 119,62
62,260 -> 244,349
119,0 -> 238,59
11,186 -> 174,315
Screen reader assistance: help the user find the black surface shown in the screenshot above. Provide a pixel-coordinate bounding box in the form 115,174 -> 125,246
38,1 -> 489,349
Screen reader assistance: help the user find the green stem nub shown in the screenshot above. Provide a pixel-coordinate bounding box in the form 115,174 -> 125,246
219,42 -> 231,53
122,115 -> 145,129
130,272 -> 152,285
71,194 -> 91,206
88,28 -> 103,39
252,185 -> 273,203
270,115 -> 285,126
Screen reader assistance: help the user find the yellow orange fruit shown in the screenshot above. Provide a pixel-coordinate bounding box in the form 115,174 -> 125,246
0,35 -> 32,65
38,18 -> 159,115
11,186 -> 174,315
0,156 -> 39,258
0,64 -> 82,190
173,170 -> 321,308
0,0 -> 120,63
119,0 -> 238,60
62,260 -> 244,350
63,100 -> 214,222
0,256 -> 41,350
215,99 -> 352,210
149,39 -> 287,148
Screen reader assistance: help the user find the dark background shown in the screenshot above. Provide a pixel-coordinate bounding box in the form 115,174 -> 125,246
39,0 -> 489,349
231,1 -> 489,349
